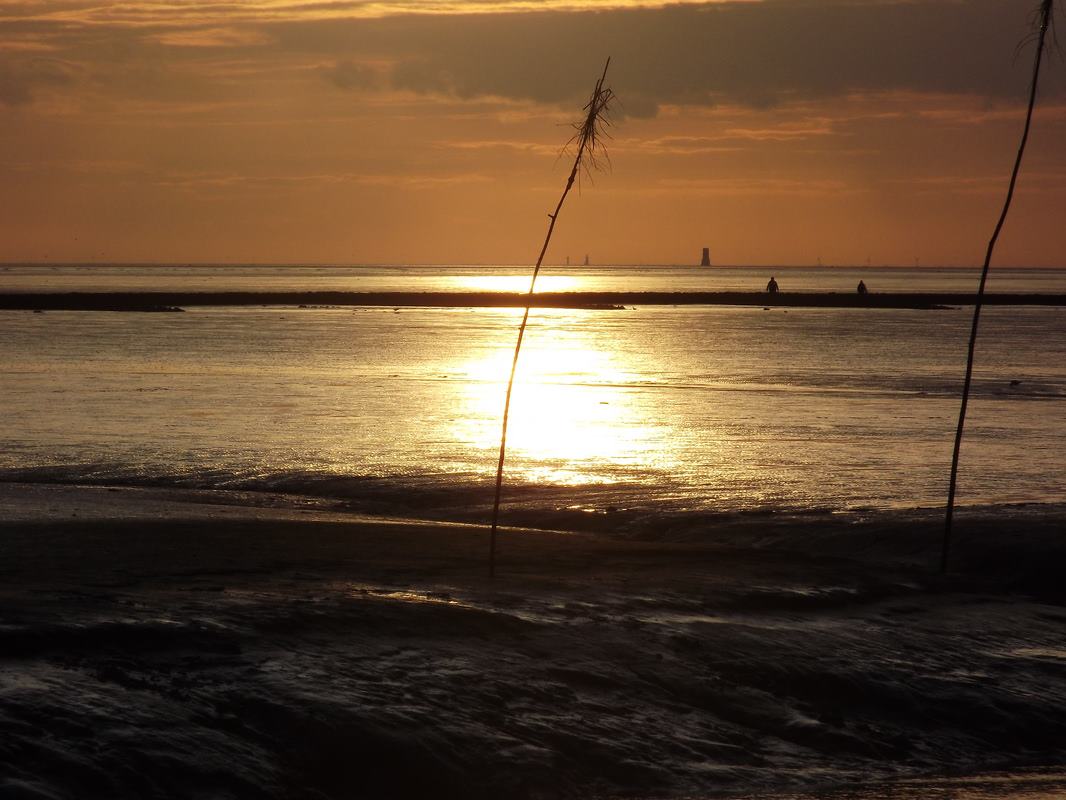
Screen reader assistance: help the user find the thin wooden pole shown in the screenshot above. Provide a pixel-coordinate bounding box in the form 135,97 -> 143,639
943,1 -> 1053,573
489,58 -> 612,578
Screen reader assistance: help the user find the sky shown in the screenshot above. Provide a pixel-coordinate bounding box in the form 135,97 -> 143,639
1,0 -> 1064,266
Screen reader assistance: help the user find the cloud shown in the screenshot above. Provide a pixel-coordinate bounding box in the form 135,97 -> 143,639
368,0 -> 1066,113
3,1 -> 1063,114
150,169 -> 494,189
323,59 -> 381,90
0,56 -> 75,105
621,124 -> 836,154
885,171 -> 1066,196
651,175 -> 861,196
152,27 -> 274,48
437,139 -> 562,155
0,0 -> 773,27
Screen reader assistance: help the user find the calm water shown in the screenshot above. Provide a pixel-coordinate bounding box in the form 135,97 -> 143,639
1,265 -> 1064,522
2,263 -> 1065,294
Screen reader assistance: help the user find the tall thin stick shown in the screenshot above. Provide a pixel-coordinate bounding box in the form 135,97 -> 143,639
943,1 -> 1054,573
489,59 -> 614,578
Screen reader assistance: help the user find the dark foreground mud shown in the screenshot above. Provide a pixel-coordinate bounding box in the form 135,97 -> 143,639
1,485 -> 1065,799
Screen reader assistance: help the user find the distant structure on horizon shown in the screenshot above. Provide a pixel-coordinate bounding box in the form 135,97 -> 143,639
583,254 -> 590,266
700,247 -> 711,267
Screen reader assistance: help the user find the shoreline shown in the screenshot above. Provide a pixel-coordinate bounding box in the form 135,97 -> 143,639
4,289 -> 1066,311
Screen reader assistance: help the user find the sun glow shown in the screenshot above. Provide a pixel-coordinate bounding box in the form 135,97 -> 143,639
452,274 -> 583,294
448,312 -> 675,484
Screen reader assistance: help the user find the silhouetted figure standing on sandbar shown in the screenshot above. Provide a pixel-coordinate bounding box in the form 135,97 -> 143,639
857,280 -> 868,295
766,276 -> 779,294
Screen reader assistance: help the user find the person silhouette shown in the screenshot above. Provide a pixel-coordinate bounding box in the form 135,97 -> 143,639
766,276 -> 779,294
857,280 -> 868,295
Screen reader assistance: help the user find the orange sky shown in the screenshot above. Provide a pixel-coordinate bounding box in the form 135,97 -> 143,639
1,0 -> 1064,266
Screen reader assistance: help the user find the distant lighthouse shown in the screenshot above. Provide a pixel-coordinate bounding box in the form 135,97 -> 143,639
700,247 -> 711,267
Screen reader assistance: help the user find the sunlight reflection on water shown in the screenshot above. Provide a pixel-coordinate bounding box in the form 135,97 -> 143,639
451,273 -> 583,293
448,327 -> 676,483
1,299 -> 1064,513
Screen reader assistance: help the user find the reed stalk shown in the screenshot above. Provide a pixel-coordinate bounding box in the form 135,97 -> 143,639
943,0 -> 1055,573
489,58 -> 614,578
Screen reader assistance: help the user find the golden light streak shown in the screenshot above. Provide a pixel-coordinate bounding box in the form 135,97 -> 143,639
448,315 -> 675,484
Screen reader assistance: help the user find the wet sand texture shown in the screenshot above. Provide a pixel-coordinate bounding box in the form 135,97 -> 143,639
2,486 -> 1065,799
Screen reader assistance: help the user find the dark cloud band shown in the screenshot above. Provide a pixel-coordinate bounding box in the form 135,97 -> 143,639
2,0 -> 1063,111
266,0 -> 1066,114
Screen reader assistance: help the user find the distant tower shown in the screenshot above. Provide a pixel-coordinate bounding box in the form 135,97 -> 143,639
700,247 -> 711,267
583,254 -> 590,266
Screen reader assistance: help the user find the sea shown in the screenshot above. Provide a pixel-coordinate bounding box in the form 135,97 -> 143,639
3,263 -> 1066,800
1,263 -> 1064,530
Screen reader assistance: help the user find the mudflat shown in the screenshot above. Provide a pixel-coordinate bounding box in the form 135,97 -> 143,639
2,484 -> 1065,799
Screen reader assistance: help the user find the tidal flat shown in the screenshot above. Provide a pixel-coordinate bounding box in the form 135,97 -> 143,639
2,484 -> 1064,799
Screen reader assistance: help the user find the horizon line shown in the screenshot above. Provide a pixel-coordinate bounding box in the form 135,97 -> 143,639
3,261 -> 1066,270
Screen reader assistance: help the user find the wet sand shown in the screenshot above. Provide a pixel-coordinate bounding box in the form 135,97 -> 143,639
2,484 -> 1065,799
